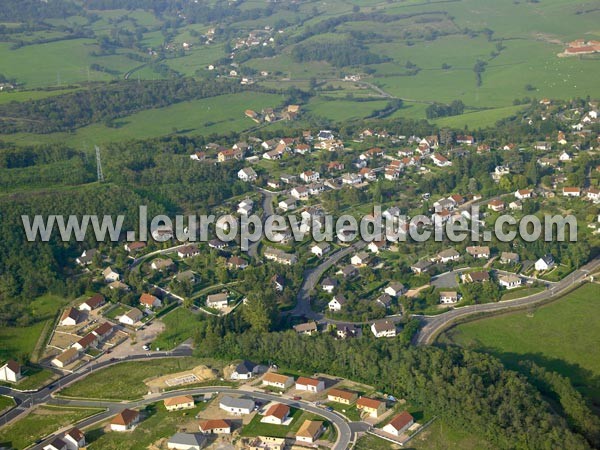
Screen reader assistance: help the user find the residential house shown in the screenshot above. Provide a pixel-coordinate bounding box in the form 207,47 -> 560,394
278,197 -> 297,211
351,252 -> 371,267
440,291 -> 459,304
218,149 -> 243,162
534,141 -> 551,151
321,277 -> 338,293
208,239 -> 227,250
587,188 -> 600,202
466,246 -> 490,259
63,427 -> 85,450
190,151 -> 206,161
103,267 -> 121,283
336,324 -> 360,339
261,403 -> 290,425
60,307 -> 80,326
436,248 -> 460,264
178,245 -> 200,258
151,258 -> 175,271
238,167 -> 258,182
499,275 -> 522,289
167,432 -> 207,450
219,396 -> 254,415
462,271 -> 490,283
206,293 -> 229,310
311,242 -> 331,257
110,409 -> 140,432
140,293 -> 162,309
317,130 -> 334,141
296,420 -> 324,444
293,321 -> 318,335
51,348 -> 80,369
487,199 -> 505,212
300,170 -> 320,183
384,282 -> 405,298
500,252 -> 520,264
383,412 -> 414,437
0,360 -> 22,383
296,143 -> 311,155
563,187 -> 581,197
264,248 -> 297,265
43,438 -> 67,450
456,135 -> 475,145
124,241 -> 146,253
328,294 -> 347,312
119,307 -> 143,326
431,153 -> 452,167
341,173 -> 363,185
164,395 -> 195,412
411,260 -> 432,274
76,249 -> 98,266
559,151 -> 571,161
71,333 -> 97,351
327,388 -> 358,405
356,397 -> 386,418
535,254 -> 555,271
376,293 -> 393,309
262,373 -> 294,390
327,161 -> 345,172
92,322 -> 113,342
371,320 -> 396,338
227,256 -> 248,270
290,186 -> 309,200
78,294 -> 105,311
515,189 -> 533,200
509,200 -> 523,211
230,360 -> 265,380
368,240 -> 388,254
198,419 -> 231,434
341,265 -> 358,278
296,377 -> 325,393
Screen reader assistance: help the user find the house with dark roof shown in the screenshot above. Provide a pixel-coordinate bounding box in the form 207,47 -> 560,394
79,294 -> 105,311
60,307 -> 81,326
0,360 -> 22,383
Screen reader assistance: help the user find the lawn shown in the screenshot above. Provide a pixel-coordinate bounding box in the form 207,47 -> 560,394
86,401 -> 207,450
240,407 -> 303,438
325,402 -> 361,421
0,406 -> 102,450
441,283 -> 600,403
153,307 -> 203,350
59,358 -> 202,400
0,294 -> 70,363
0,396 -> 14,413
500,286 -> 545,301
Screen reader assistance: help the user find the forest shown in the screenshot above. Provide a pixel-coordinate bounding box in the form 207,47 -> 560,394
195,326 -> 599,449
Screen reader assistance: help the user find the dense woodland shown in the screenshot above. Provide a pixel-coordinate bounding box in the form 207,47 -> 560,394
195,326 -> 598,449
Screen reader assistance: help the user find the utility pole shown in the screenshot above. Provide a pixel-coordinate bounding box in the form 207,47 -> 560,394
95,145 -> 105,182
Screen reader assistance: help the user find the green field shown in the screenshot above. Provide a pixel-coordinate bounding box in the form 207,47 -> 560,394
441,283 -> 600,403
153,307 -> 203,351
240,407 -> 303,438
0,396 -> 14,413
86,401 -> 207,450
1,92 -> 285,146
0,294 -> 69,363
0,406 -> 102,450
58,358 -> 212,400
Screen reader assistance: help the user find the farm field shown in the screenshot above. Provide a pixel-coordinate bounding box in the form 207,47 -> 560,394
0,92 -> 285,146
440,283 -> 600,404
0,406 -> 102,450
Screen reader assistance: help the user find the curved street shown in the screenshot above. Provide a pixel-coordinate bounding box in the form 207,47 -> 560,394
30,386 -> 355,450
415,256 -> 600,345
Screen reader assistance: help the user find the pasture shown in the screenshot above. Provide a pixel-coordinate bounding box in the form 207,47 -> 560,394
440,283 -> 600,404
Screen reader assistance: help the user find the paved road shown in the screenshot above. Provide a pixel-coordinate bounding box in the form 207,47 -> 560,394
415,256 -> 600,345
248,189 -> 276,260
31,387 -> 354,450
0,347 -> 193,426
291,240 -> 367,318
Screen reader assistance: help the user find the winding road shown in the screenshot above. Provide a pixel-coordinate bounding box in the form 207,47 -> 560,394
31,387 -> 355,450
415,256 -> 600,345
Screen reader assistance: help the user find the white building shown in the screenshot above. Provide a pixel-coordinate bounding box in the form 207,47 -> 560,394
219,396 -> 254,415
498,275 -> 522,289
0,361 -> 22,383
371,320 -> 396,338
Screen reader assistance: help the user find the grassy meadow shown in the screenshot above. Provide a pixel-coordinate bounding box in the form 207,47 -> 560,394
440,283 -> 600,404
